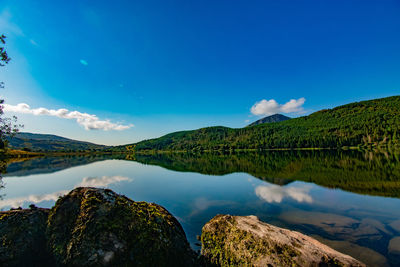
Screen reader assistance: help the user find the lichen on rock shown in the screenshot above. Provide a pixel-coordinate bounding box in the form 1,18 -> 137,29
201,214 -> 365,267
46,187 -> 197,266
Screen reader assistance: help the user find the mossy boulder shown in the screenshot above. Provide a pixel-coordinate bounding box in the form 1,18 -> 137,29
0,207 -> 55,266
201,215 -> 365,267
46,187 -> 197,266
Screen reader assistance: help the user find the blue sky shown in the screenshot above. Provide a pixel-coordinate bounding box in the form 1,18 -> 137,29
1,0 -> 399,145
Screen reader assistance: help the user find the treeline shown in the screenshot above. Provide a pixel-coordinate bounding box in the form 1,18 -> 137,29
120,96 -> 400,151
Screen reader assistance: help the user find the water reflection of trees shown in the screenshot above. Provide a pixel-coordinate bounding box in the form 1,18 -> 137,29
3,154 -> 115,177
130,150 -> 400,198
3,150 -> 400,198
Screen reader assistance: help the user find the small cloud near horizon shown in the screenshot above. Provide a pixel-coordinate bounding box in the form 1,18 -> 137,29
3,103 -> 133,131
251,98 -> 306,116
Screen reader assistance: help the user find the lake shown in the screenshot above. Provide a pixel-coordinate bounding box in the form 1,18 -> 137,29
1,151 -> 400,266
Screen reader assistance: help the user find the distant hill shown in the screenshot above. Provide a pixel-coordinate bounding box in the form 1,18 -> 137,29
247,114 -> 291,126
7,132 -> 108,152
115,96 -> 400,151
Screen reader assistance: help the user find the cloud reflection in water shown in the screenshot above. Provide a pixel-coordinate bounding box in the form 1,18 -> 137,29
77,175 -> 131,187
255,183 -> 313,204
0,175 -> 131,209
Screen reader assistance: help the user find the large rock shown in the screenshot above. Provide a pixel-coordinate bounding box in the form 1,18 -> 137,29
201,215 -> 365,267
46,187 -> 196,266
0,207 -> 54,266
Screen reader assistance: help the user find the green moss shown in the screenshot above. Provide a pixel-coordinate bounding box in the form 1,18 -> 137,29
46,187 -> 196,266
321,255 -> 346,267
201,215 -> 300,267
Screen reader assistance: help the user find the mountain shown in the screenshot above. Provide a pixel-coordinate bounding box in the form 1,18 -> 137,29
7,132 -> 108,152
247,114 -> 291,126
116,96 -> 400,151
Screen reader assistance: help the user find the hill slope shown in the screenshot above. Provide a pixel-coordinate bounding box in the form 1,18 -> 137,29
7,132 -> 108,152
247,114 -> 291,126
119,96 -> 400,151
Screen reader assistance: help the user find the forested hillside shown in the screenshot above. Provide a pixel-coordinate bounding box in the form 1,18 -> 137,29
120,96 -> 400,151
7,132 -> 108,152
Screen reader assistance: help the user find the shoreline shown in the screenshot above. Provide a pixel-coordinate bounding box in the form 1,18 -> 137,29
2,145 -> 399,159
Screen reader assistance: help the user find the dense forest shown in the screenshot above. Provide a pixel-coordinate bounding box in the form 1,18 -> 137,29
117,96 -> 400,152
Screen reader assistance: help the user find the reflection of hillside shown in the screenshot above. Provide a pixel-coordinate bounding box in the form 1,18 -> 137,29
4,155 -> 120,177
3,151 -> 400,198
130,151 -> 400,198
127,152 -> 293,186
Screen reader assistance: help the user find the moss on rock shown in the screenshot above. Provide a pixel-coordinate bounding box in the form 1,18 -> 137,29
0,207 -> 55,266
201,215 -> 365,267
46,187 -> 197,266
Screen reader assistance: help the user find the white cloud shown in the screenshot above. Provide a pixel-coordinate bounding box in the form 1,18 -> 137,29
3,103 -> 133,131
0,175 -> 132,208
251,98 -> 306,116
255,184 -> 313,204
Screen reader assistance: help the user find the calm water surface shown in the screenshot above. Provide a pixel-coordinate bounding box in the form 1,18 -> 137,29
1,151 -> 400,266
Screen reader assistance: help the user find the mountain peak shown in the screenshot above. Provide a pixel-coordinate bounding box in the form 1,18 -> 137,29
247,114 -> 291,127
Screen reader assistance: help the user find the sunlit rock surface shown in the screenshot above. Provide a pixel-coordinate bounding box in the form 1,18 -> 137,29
47,187 -> 197,266
201,214 -> 365,267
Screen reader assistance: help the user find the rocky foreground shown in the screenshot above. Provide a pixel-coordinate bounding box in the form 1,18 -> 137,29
201,215 -> 365,267
0,187 -> 196,266
0,187 -> 364,266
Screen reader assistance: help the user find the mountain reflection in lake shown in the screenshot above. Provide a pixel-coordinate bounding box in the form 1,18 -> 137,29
1,151 -> 400,266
